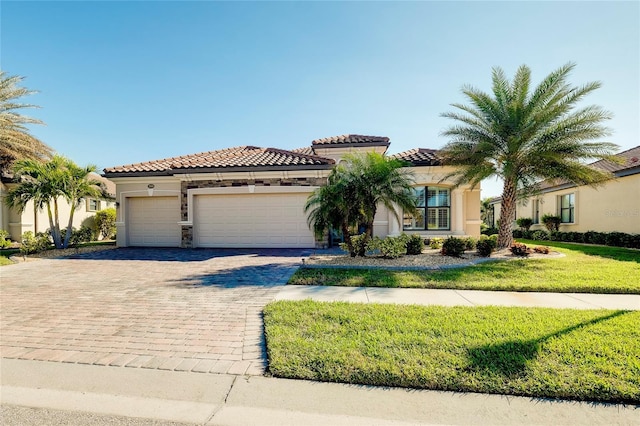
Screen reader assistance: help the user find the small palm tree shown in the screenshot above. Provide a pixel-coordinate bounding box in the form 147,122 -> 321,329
439,63 -> 619,249
0,70 -> 53,174
341,152 -> 417,237
304,169 -> 362,255
60,160 -> 103,247
6,155 -> 102,249
305,152 -> 417,256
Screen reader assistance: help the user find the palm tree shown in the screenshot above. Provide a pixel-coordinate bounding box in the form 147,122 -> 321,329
304,168 -> 362,255
60,160 -> 103,248
305,152 -> 417,256
6,155 -> 102,249
341,152 -> 417,238
439,63 -> 619,249
0,70 -> 53,174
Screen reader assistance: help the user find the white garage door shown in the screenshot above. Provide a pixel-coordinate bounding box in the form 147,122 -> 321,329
127,197 -> 181,247
194,193 -> 315,248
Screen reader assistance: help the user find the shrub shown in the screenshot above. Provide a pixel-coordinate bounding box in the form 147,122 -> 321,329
0,229 -> 11,249
476,236 -> 497,257
583,231 -> 607,245
405,234 -> 424,255
95,207 -> 117,239
541,214 -> 561,232
462,237 -> 476,251
533,246 -> 550,254
375,236 -> 408,259
512,230 -> 532,239
510,242 -> 531,257
429,238 -> 444,250
516,217 -> 533,231
67,226 -> 94,247
481,227 -> 499,236
530,230 -> 549,241
340,233 -> 371,257
20,231 -> 51,255
605,232 -> 627,247
441,237 -> 466,257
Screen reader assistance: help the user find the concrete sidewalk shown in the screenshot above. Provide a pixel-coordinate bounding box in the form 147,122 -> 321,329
1,358 -> 638,425
275,285 -> 640,310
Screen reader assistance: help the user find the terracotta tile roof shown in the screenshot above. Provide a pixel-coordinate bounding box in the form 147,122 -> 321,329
291,146 -> 315,156
104,146 -> 334,176
311,134 -> 390,147
391,148 -> 442,166
590,145 -> 640,173
536,145 -> 640,191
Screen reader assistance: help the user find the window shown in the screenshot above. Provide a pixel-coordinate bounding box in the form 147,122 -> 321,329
486,204 -> 495,228
86,198 -> 101,212
403,187 -> 450,231
532,199 -> 540,224
559,193 -> 574,223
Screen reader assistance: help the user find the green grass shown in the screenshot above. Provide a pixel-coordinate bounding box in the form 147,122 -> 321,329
290,241 -> 640,294
0,249 -> 19,266
264,300 -> 640,403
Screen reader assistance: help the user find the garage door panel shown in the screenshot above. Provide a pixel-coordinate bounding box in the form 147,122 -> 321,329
128,197 -> 181,247
194,193 -> 314,248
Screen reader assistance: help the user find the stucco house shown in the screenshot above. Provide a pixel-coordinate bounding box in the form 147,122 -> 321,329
0,173 -> 116,240
103,135 -> 481,248
488,145 -> 640,234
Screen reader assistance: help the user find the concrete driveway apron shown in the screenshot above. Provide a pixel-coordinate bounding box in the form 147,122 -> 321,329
0,248 -> 308,376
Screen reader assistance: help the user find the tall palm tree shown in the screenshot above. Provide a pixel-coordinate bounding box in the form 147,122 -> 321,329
0,70 -> 53,174
341,152 -> 417,238
6,155 -> 102,249
439,63 -> 619,249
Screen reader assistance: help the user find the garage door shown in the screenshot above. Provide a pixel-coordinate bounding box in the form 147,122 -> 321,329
127,197 -> 181,247
194,193 -> 315,248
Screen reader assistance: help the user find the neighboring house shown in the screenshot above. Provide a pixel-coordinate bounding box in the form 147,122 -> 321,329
103,134 -> 481,249
489,145 -> 640,234
0,173 -> 116,241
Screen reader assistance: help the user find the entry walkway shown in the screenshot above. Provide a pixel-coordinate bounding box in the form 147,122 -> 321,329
276,285 -> 640,310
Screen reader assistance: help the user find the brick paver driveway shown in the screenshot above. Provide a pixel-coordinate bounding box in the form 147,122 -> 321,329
0,248 -> 308,376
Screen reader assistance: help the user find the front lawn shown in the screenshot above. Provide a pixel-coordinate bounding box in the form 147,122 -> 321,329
0,249 -> 19,266
264,300 -> 640,403
289,241 -> 640,294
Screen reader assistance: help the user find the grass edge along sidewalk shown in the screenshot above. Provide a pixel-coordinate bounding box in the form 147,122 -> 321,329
264,301 -> 640,404
289,241 -> 640,294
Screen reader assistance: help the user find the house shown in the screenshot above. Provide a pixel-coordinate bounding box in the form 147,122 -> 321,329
489,145 -> 640,234
102,135 -> 481,248
0,173 -> 116,240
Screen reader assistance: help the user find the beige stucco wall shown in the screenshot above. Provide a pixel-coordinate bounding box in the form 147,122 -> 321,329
360,166 -> 482,238
494,173 -> 640,234
0,194 -> 114,241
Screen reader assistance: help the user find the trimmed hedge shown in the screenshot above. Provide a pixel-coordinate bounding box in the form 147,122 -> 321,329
513,229 -> 640,249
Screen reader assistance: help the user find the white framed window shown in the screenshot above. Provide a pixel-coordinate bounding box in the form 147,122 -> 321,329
559,193 -> 575,223
86,198 -> 101,212
532,199 -> 540,224
403,186 -> 450,231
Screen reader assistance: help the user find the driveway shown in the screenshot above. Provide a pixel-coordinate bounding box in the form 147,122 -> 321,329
0,248 -> 308,376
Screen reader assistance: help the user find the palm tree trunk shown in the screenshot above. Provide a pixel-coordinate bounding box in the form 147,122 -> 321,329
341,222 -> 355,257
497,179 -> 517,249
46,202 -> 62,248
52,198 -> 63,248
63,203 -> 77,248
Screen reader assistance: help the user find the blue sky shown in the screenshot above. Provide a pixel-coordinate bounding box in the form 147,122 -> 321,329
2,1 -> 638,197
